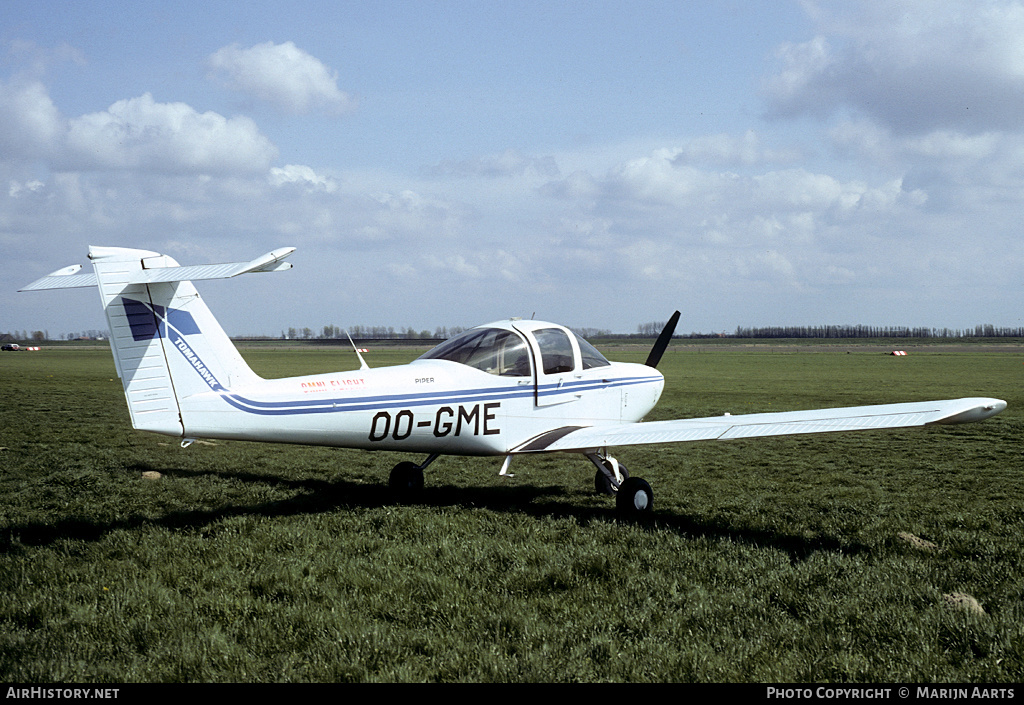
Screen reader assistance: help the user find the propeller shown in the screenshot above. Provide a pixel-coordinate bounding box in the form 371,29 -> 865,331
644,310 -> 680,368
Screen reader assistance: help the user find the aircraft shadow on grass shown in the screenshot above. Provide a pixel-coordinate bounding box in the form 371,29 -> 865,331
3,461 -> 872,564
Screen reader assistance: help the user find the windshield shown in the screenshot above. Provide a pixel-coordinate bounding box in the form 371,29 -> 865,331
419,328 -> 531,376
574,332 -> 611,369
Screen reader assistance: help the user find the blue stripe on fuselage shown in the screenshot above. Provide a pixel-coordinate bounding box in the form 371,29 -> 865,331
211,375 -> 661,416
157,312 -> 661,417
216,375 -> 662,416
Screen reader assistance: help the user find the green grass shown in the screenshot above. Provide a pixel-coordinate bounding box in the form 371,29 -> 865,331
1,345 -> 1021,682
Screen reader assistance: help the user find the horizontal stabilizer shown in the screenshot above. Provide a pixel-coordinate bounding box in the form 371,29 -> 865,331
512,397 -> 1007,453
18,263 -> 97,291
19,273 -> 98,291
20,247 -> 295,291
134,247 -> 295,283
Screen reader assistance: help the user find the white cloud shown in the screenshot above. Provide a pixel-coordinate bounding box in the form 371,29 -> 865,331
604,149 -> 712,205
552,145 -> 921,225
902,131 -> 1000,160
1,77 -> 277,176
208,41 -> 354,115
269,164 -> 338,192
62,93 -> 277,174
8,179 -> 44,198
529,136 -> 960,306
0,78 -> 63,159
672,130 -> 800,167
6,40 -> 85,79
762,35 -> 834,119
764,0 -> 1024,134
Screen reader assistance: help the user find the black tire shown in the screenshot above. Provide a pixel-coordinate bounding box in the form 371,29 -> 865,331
389,461 -> 424,495
594,461 -> 629,495
616,477 -> 653,515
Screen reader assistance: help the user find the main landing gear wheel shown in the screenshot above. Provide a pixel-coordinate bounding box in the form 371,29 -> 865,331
616,477 -> 653,516
594,461 -> 630,495
389,461 -> 424,496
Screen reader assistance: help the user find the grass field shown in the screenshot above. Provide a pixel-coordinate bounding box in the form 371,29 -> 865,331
0,343 -> 1021,682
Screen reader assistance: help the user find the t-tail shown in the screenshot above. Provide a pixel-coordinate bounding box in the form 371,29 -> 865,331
20,245 -> 295,438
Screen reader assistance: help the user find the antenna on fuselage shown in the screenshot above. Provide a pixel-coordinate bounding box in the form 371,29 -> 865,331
345,329 -> 370,370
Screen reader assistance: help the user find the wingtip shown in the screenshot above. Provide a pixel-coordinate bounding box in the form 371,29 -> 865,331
934,398 -> 1007,425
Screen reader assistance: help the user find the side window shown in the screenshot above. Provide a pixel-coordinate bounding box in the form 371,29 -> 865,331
533,328 -> 575,374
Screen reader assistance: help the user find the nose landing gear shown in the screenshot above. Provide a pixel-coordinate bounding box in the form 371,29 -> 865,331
588,452 -> 653,516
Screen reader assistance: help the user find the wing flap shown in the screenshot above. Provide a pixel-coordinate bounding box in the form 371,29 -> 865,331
513,397 -> 1006,453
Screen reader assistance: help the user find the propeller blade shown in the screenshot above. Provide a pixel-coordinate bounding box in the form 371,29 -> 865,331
644,310 -> 680,368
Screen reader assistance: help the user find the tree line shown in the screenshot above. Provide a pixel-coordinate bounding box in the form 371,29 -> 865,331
4,322 -> 1022,343
728,324 -> 1024,339
283,322 -> 1024,341
284,325 -> 470,341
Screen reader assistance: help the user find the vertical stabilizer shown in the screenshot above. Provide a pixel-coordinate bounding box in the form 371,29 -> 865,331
90,246 -> 262,437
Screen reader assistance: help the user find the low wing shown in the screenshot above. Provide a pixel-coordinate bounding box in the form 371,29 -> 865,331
513,397 -> 1006,453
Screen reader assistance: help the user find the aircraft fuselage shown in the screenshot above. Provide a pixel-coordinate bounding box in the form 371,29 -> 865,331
180,357 -> 664,455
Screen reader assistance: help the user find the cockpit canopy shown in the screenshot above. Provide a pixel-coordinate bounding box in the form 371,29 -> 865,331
418,324 -> 611,377
419,327 -> 530,376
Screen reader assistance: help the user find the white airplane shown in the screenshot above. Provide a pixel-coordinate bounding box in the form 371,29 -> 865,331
22,246 -> 1007,515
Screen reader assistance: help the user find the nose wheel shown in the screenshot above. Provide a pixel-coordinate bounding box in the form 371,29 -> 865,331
588,453 -> 653,515
615,477 -> 653,515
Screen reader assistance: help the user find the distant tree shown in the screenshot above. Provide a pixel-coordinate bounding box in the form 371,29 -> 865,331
637,321 -> 666,337
571,327 -> 612,339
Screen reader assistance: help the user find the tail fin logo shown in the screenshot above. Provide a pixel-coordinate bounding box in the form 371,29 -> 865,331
122,297 -> 224,393
123,298 -> 200,341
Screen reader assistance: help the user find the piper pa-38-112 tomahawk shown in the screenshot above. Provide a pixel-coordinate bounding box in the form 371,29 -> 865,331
22,246 -> 1007,515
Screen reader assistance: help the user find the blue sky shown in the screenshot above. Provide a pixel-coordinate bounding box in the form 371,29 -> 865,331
3,1 -> 1023,337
